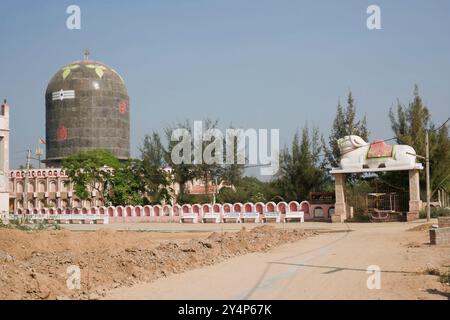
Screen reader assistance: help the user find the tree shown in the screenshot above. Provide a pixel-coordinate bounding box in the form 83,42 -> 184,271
164,120 -> 196,197
63,148 -> 172,206
191,119 -> 223,196
429,124 -> 450,193
108,159 -> 146,205
388,85 -> 450,193
327,92 -> 370,167
277,125 -> 328,201
216,177 -> 280,204
219,128 -> 244,186
389,85 -> 430,158
163,119 -> 245,203
140,132 -> 172,204
62,149 -> 120,202
141,132 -> 167,167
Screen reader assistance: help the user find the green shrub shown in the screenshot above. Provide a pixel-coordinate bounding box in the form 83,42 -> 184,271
419,207 -> 450,219
346,214 -> 371,223
440,268 -> 450,285
8,219 -> 31,231
177,193 -> 212,205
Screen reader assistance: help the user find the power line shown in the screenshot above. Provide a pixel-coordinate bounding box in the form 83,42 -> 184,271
433,116 -> 450,132
383,115 -> 450,145
11,150 -> 27,155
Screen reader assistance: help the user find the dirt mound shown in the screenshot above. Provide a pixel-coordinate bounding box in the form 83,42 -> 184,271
407,223 -> 435,232
0,225 -> 315,299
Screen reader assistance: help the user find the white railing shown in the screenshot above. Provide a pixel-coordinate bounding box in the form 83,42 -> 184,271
9,213 -> 109,224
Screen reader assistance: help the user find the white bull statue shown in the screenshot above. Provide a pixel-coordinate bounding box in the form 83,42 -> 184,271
338,135 -> 418,170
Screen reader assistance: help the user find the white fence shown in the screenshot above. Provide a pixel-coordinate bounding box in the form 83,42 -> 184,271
9,213 -> 109,224
11,200 -> 318,224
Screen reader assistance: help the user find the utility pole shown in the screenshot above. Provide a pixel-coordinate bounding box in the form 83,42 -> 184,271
411,117 -> 450,221
23,149 -> 31,212
212,177 -> 218,205
425,130 -> 431,222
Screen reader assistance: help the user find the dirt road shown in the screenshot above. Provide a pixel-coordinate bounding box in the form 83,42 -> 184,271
106,222 -> 450,300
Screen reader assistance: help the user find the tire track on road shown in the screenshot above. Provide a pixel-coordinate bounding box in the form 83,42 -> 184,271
241,224 -> 352,299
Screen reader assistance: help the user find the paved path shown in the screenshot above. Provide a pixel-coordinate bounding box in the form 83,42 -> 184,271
106,221 -> 450,300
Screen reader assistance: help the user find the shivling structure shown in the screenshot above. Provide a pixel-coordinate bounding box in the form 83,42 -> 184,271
45,50 -> 130,166
8,52 -> 131,212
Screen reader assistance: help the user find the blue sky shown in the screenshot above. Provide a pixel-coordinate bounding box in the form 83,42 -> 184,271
1,0 -> 449,170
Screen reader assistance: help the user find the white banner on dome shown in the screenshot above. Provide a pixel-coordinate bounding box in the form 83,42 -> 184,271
52,89 -> 75,101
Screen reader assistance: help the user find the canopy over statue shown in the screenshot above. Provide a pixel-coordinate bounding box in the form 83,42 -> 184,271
331,135 -> 423,174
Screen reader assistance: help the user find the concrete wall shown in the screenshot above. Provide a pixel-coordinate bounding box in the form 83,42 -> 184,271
429,217 -> 450,245
429,227 -> 450,245
438,217 -> 450,228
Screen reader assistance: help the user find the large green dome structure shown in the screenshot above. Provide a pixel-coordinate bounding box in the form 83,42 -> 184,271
45,53 -> 130,166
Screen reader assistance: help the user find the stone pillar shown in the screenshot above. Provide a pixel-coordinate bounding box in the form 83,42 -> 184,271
445,192 -> 448,208
408,169 -> 422,221
0,100 -> 10,223
332,173 -> 346,223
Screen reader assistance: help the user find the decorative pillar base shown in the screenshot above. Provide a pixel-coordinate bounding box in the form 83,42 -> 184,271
407,200 -> 421,221
408,170 -> 422,222
0,192 -> 9,225
332,173 -> 347,223
332,203 -> 346,223
407,212 -> 419,221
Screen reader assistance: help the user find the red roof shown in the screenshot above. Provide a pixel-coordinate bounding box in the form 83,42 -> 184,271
189,185 -> 217,195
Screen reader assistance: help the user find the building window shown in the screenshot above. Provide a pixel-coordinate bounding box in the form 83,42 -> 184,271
314,207 -> 324,218
16,182 -> 24,193
61,180 -> 69,192
38,181 -> 46,192
0,137 -> 3,173
49,181 -> 57,192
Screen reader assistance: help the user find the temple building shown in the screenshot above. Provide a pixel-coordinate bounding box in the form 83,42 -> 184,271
8,51 -> 128,211
7,52 -> 225,213
8,168 -> 227,211
9,168 -> 102,210
45,51 -> 130,167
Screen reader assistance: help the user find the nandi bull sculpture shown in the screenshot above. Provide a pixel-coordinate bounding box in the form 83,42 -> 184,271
337,135 -> 418,170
